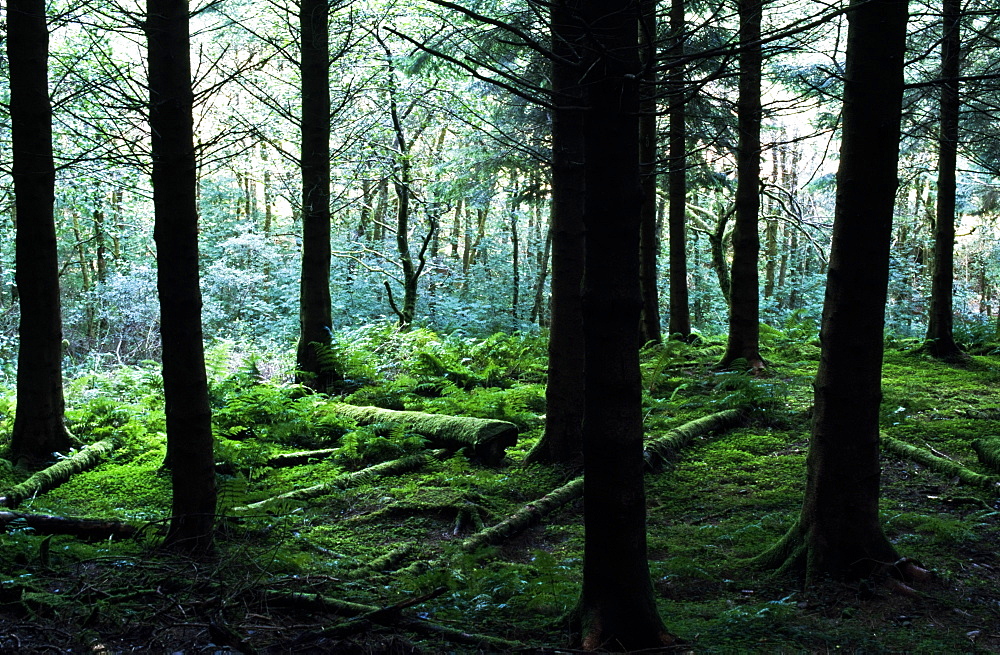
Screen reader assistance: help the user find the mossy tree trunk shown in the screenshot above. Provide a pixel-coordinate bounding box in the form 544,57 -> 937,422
755,0 -> 909,582
572,0 -> 674,648
8,0 -> 73,465
146,0 -> 217,552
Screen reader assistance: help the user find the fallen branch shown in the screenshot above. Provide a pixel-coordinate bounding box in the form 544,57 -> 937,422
232,449 -> 448,512
643,408 -> 748,471
882,436 -> 1000,488
0,510 -> 139,540
333,404 -> 518,464
0,439 -> 116,508
971,438 -> 1000,474
265,448 -> 338,468
342,544 -> 416,579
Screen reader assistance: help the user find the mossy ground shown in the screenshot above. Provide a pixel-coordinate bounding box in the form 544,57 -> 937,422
1,332 -> 998,652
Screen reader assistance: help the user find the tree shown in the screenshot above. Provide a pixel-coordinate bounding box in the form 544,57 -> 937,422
146,0 -> 217,552
638,0 -> 662,345
666,0 -> 692,340
719,0 -> 764,370
7,0 -> 74,464
754,0 -> 919,582
572,0 -> 675,648
923,0 -> 964,360
295,0 -> 342,388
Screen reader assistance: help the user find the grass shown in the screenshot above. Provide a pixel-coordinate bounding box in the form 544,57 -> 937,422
0,329 -> 998,652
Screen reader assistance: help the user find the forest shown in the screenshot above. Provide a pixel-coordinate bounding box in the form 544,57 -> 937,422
1,0 -> 1000,650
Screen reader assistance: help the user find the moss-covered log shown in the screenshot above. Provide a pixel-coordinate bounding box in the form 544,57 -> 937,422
233,449 -> 448,512
0,510 -> 139,540
460,476 -> 583,553
643,408 -> 747,471
971,438 -> 1000,475
265,448 -> 338,468
333,404 -> 517,464
882,436 -> 1000,488
0,439 -> 115,508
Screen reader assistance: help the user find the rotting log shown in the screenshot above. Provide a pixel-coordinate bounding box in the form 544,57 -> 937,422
232,449 -> 448,512
0,510 -> 139,540
0,439 -> 115,508
264,589 -> 521,650
882,435 -> 1000,488
643,408 -> 747,471
333,403 -> 517,464
971,438 -> 1000,474
460,476 -> 584,553
265,448 -> 338,468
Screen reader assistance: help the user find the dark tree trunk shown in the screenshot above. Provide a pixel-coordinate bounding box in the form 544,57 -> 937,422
720,0 -> 764,370
638,0 -> 662,345
146,0 -> 216,552
667,0 -> 691,339
8,0 -> 73,465
925,0 -> 964,360
296,0 -> 340,388
525,0 -> 586,467
572,0 -> 673,648
755,0 -> 909,582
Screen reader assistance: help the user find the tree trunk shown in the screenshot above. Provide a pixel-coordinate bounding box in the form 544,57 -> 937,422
720,0 -> 764,370
572,0 -> 674,648
924,0 -> 964,360
296,0 -> 340,389
754,0 -> 909,582
7,0 -> 73,464
666,0 -> 691,340
639,0 -> 662,345
146,0 -> 217,552
525,0 -> 587,467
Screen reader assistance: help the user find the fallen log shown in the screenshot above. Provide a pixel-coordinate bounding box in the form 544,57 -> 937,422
643,407 -> 747,471
972,438 -> 1000,474
882,436 -> 1000,488
265,448 -> 338,468
0,510 -> 139,540
333,404 -> 517,465
0,439 -> 116,508
232,449 -> 448,512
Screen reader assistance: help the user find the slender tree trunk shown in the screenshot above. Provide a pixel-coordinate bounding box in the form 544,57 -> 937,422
925,0 -> 964,360
296,0 -> 340,389
146,0 -> 216,552
639,0 -> 662,345
525,0 -> 586,467
529,228 -> 553,326
720,0 -> 764,370
755,0 -> 909,582
8,0 -> 73,465
572,0 -> 673,648
667,0 -> 691,339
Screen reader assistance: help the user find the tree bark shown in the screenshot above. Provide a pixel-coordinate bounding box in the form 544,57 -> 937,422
667,0 -> 691,340
8,0 -> 73,464
296,0 -> 340,388
720,0 -> 764,370
924,0 -> 964,360
146,0 -> 217,552
572,0 -> 674,648
755,0 -> 909,582
639,0 -> 662,345
526,0 -> 586,467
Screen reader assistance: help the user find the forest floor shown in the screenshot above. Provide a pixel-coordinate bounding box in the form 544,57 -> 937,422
0,330 -> 999,653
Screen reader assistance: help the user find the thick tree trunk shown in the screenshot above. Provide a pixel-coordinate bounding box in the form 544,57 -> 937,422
8,0 -> 73,464
755,0 -> 909,582
720,0 -> 764,371
639,0 -> 662,345
296,0 -> 340,388
146,0 -> 217,552
526,0 -> 586,467
924,0 -> 964,361
572,0 -> 673,648
667,0 -> 691,339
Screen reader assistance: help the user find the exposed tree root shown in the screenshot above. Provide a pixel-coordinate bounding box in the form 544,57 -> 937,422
971,437 -> 1000,474
232,449 -> 448,512
881,435 -> 1000,488
0,510 -> 139,540
333,404 -> 518,464
0,439 -> 116,508
643,408 -> 748,471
